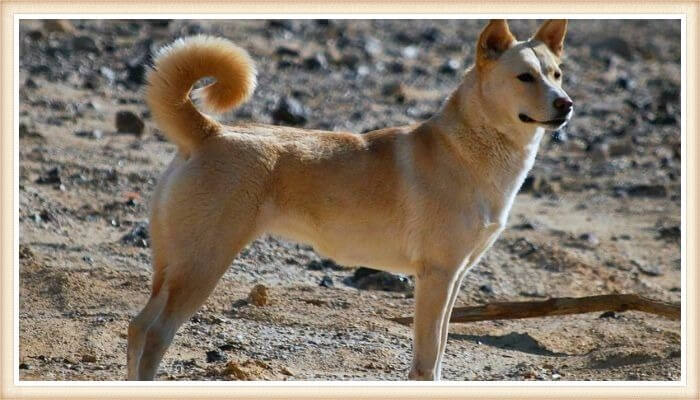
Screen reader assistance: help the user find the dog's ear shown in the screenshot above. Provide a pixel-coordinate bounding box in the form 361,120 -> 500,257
476,19 -> 516,68
533,19 -> 567,57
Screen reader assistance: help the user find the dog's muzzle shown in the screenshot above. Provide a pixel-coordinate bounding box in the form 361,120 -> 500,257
518,110 -> 573,129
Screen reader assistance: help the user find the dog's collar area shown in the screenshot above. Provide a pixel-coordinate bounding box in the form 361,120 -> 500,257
519,113 -> 568,126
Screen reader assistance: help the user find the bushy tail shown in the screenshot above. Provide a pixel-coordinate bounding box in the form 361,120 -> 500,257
146,35 -> 257,155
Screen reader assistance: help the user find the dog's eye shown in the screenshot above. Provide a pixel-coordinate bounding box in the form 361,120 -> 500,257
554,71 -> 561,79
517,73 -> 535,83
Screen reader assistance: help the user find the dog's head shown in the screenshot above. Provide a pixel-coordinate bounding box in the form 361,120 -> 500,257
474,19 -> 573,132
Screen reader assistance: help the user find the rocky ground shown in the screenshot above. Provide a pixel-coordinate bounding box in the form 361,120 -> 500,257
18,19 -> 681,381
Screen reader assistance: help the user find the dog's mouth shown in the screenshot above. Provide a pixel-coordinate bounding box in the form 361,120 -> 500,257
518,113 -> 570,128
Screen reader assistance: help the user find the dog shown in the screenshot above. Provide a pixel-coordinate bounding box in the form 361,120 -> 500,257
127,19 -> 573,381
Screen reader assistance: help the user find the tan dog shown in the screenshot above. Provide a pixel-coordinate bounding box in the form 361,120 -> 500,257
127,19 -> 573,381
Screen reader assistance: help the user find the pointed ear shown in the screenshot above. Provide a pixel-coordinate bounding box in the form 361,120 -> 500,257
476,20 -> 517,68
533,19 -> 567,57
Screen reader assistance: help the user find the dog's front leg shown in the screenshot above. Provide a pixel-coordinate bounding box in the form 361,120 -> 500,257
409,267 -> 459,381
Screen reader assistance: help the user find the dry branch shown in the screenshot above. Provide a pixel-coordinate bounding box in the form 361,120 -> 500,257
390,294 -> 680,325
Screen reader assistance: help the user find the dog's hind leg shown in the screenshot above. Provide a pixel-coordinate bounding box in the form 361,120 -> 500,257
127,262 -> 168,380
131,232 -> 254,380
128,188 -> 263,379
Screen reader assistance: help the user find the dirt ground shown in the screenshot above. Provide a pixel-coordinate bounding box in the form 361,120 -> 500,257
17,19 -> 681,381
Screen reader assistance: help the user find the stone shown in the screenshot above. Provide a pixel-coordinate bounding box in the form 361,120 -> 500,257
349,268 -> 413,292
120,222 -> 149,248
206,350 -> 226,363
248,284 -> 268,306
272,97 -> 308,126
36,167 -> 61,184
72,36 -> 100,53
115,110 -> 145,136
319,275 -> 334,288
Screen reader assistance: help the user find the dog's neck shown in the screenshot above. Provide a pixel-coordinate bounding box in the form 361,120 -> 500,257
428,68 -> 545,220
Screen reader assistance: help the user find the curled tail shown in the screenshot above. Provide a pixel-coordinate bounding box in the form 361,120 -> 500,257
146,35 -> 257,155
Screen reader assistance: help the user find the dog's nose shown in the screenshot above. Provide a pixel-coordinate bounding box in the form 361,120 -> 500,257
553,97 -> 573,112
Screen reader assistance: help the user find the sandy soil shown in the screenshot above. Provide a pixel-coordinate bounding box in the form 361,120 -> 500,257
18,19 -> 681,381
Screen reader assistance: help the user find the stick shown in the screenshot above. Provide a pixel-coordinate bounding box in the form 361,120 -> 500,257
390,294 -> 680,325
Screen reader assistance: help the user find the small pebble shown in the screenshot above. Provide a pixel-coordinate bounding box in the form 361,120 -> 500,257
248,284 -> 268,306
115,110 -> 145,136
319,275 -> 334,288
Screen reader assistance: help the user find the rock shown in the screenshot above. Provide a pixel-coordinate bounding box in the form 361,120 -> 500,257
24,78 -> 38,89
248,284 -> 268,306
218,342 -> 243,352
27,30 -> 44,41
589,142 -> 609,163
81,354 -> 97,363
519,287 -> 546,298
72,35 -> 100,53
438,59 -> 461,74
99,66 -> 116,82
275,46 -> 300,57
387,61 -> 405,74
598,311 -> 619,319
349,267 -> 413,292
519,175 -> 559,197
83,74 -> 101,90
280,366 -> 295,376
19,122 -> 43,138
120,222 -> 149,248
307,258 -> 342,270
478,284 -> 493,294
115,110 -> 145,136
520,176 -> 535,192
272,97 -> 308,126
616,76 -> 634,89
632,259 -> 662,276
578,232 -> 600,247
222,361 -> 249,380
394,31 -> 415,45
206,350 -> 226,363
512,221 -> 537,231
608,139 -> 634,157
319,275 -> 334,288
381,82 -> 406,103
75,129 -> 103,139
43,19 -> 75,34
364,37 -> 382,56
302,53 -> 327,70
591,37 -> 633,60
353,267 -> 379,280
19,362 -> 30,370
625,184 -> 667,198
509,237 -> 537,258
29,64 -> 50,76
420,27 -> 440,43
19,244 -> 34,260
657,225 -> 680,241
340,53 -> 360,69
401,46 -> 418,59
36,167 -> 61,184
551,129 -> 568,143
37,209 -> 54,223
126,60 -> 147,85
267,19 -> 294,31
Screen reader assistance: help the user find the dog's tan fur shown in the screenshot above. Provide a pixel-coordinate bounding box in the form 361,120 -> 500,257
127,19 -> 573,381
